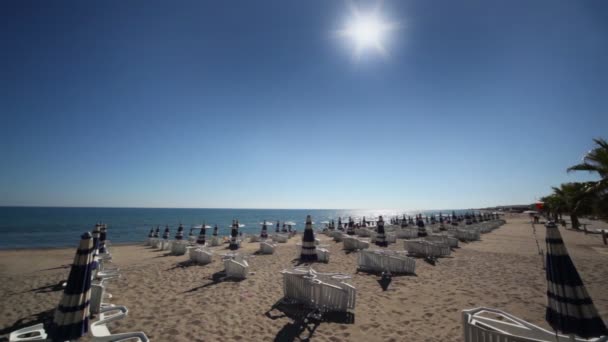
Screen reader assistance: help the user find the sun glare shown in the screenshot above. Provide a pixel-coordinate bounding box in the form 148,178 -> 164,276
337,4 -> 398,59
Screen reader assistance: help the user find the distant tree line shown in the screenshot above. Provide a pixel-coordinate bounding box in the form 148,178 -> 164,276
540,138 -> 608,229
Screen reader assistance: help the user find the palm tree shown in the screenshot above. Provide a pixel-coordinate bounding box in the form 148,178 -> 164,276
568,138 -> 608,193
551,182 -> 595,229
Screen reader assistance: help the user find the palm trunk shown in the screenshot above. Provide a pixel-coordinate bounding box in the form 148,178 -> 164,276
570,214 -> 580,230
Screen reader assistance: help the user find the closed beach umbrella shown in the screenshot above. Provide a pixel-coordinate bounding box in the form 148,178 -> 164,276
338,217 -> 342,229
154,226 -> 160,238
163,225 -> 170,239
213,224 -> 218,236
545,221 -> 608,338
300,215 -> 318,262
331,219 -> 335,230
401,214 -> 408,228
229,220 -> 239,250
197,222 -> 207,245
92,223 -> 101,254
51,232 -> 94,340
99,224 -> 107,254
261,221 -> 268,239
276,220 -> 280,233
375,216 -> 387,247
362,216 -> 367,227
347,217 -> 355,235
175,224 -> 184,240
147,228 -> 154,238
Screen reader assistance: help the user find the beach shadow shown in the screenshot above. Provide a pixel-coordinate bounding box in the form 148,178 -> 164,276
182,271 -> 244,293
153,252 -> 173,258
166,260 -> 202,271
265,299 -> 354,342
0,308 -> 54,338
38,264 -> 71,271
25,280 -> 67,294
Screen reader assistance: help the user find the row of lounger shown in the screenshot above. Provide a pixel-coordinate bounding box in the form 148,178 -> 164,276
10,240 -> 150,342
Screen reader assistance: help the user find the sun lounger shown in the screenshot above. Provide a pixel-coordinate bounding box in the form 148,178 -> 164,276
281,267 -> 356,312
259,241 -> 277,254
170,240 -> 188,255
223,254 -> 249,279
462,307 -> 607,342
357,249 -> 416,274
395,228 -> 419,239
189,247 -> 213,264
404,240 -> 451,258
272,234 -> 289,243
342,236 -> 370,251
91,305 -> 149,342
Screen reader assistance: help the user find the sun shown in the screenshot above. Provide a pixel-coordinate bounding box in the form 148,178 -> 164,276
337,4 -> 399,58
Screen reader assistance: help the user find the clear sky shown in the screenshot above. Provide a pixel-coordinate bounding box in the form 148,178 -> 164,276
1,0 -> 607,209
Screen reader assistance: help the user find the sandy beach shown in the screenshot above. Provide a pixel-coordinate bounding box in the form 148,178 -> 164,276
1,214 -> 607,341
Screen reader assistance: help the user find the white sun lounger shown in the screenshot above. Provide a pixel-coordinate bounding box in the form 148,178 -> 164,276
425,235 -> 458,248
272,234 -> 289,243
189,247 -> 213,264
170,240 -> 188,255
249,235 -> 261,243
404,240 -> 451,258
332,231 -> 344,242
357,249 -> 416,274
281,267 -> 356,312
395,228 -> 419,239
91,305 -> 149,342
9,305 -> 149,342
462,307 -> 607,342
454,229 -> 481,241
342,236 -> 370,251
223,254 -> 249,279
259,241 -> 277,254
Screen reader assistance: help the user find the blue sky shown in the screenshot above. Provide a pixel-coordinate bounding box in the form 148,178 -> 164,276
1,0 -> 607,209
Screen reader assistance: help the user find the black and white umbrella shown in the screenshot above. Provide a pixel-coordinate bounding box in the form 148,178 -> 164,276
213,224 -> 218,236
229,220 -> 239,250
147,228 -> 154,238
154,226 -> 160,238
300,215 -> 317,262
92,223 -> 101,254
545,221 -> 608,338
197,222 -> 208,245
375,216 -> 387,247
50,232 -> 94,340
261,221 -> 269,239
163,225 -> 170,240
99,224 -> 108,254
276,220 -> 280,233
346,217 -> 355,235
175,224 -> 184,240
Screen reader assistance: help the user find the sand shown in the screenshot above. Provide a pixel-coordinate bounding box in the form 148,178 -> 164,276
1,214 -> 607,341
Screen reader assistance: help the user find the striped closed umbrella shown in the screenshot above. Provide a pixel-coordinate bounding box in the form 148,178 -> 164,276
338,217 -> 342,229
163,225 -> 170,239
213,224 -> 218,237
276,221 -> 280,233
99,224 -> 107,254
545,221 -> 608,338
261,221 -> 268,239
147,228 -> 154,238
92,223 -> 101,254
375,216 -> 387,247
175,224 -> 184,240
154,226 -> 160,238
229,220 -> 239,250
362,216 -> 367,227
346,217 -> 355,235
197,222 -> 207,245
50,232 -> 94,340
300,215 -> 317,262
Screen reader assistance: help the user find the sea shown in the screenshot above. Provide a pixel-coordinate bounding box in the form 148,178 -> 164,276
0,207 -> 471,249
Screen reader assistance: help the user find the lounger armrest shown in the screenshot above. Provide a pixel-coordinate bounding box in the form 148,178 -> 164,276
97,305 -> 129,324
